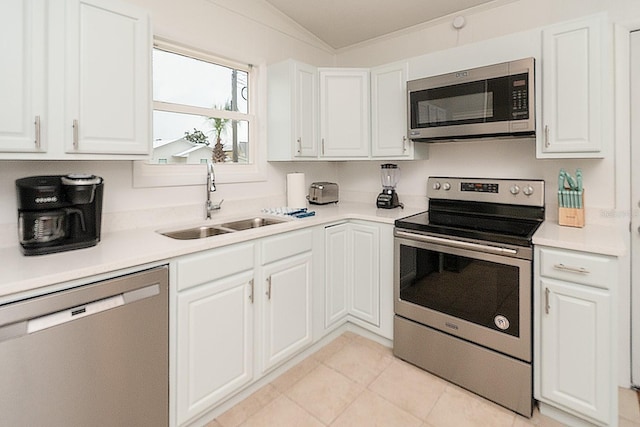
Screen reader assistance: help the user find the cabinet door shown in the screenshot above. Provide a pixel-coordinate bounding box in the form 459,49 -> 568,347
540,15 -> 605,157
350,223 -> 380,326
319,69 -> 370,158
0,0 -> 46,153
176,272 -> 254,425
371,62 -> 410,158
64,0 -> 150,155
325,223 -> 350,327
295,62 -> 318,157
261,252 -> 312,372
539,277 -> 610,424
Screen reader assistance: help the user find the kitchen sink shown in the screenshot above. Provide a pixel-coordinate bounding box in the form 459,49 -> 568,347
218,217 -> 285,231
159,225 -> 232,240
158,217 -> 286,240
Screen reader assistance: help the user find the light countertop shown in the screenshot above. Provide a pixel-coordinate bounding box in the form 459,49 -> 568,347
532,221 -> 626,257
0,202 -> 423,302
2,202 -> 627,303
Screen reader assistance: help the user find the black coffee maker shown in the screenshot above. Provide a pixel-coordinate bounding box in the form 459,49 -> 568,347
16,174 -> 104,256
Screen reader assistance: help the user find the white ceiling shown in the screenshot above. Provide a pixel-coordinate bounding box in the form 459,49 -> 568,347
264,0 -> 501,49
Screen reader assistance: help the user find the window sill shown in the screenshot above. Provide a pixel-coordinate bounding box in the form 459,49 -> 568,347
132,160 -> 267,188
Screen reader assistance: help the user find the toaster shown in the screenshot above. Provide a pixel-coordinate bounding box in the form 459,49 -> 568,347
307,182 -> 339,205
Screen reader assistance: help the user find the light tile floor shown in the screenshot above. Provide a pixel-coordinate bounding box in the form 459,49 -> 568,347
207,332 -> 640,427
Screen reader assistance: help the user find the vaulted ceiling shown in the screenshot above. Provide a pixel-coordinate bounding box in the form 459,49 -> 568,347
263,0 -> 504,49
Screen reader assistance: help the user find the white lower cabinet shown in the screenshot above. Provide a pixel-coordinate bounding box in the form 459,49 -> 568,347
324,223 -> 350,327
172,222 -> 396,425
534,246 -> 617,426
260,252 -> 313,372
176,271 -> 254,425
324,221 -> 384,332
173,230 -> 314,426
260,229 -> 313,372
174,243 -> 255,426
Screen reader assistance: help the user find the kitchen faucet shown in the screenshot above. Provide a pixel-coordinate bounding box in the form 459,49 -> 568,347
206,162 -> 223,219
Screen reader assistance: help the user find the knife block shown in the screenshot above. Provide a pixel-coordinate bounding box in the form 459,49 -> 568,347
558,191 -> 585,228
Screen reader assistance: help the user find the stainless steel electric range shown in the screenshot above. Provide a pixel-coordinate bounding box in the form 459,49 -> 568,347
393,177 -> 545,417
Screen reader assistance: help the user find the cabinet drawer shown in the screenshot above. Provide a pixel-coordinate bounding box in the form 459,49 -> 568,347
261,229 -> 313,265
538,247 -> 614,289
176,243 -> 254,291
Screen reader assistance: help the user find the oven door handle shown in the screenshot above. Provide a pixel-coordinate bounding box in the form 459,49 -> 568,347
395,230 -> 518,256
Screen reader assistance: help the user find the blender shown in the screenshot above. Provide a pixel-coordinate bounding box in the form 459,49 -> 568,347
376,164 -> 403,209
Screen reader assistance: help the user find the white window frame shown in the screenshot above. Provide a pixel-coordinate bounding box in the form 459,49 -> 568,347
133,38 -> 266,188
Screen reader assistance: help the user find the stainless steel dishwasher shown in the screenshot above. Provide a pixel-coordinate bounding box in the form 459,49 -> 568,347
0,265 -> 169,426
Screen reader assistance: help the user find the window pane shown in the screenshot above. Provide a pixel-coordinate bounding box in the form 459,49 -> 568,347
153,49 -> 248,113
152,111 -> 248,164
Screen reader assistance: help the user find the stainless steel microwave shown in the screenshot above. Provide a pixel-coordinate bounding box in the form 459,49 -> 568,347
408,57 -> 535,142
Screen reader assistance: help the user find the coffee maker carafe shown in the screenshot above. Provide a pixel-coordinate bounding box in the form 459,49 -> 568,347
16,174 -> 104,256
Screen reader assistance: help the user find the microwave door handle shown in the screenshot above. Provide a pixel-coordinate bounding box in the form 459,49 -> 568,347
394,230 -> 518,256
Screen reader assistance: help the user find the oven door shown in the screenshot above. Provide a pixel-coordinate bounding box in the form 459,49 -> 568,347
394,231 -> 532,362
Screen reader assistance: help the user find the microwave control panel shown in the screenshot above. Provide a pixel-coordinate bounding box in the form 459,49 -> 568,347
510,73 -> 529,119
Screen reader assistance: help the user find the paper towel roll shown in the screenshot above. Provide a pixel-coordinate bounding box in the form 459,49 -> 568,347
287,173 -> 307,208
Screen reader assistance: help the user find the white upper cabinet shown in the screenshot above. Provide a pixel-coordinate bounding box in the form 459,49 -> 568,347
319,68 -> 370,158
371,62 -> 412,158
539,14 -> 608,158
63,0 -> 151,155
0,0 -> 151,159
0,0 -> 47,153
267,60 -> 318,160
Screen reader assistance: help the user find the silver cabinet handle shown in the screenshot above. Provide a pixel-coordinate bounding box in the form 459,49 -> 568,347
296,137 -> 301,154
249,279 -> 254,303
544,125 -> 550,148
266,276 -> 272,300
553,263 -> 590,274
402,136 -> 407,152
72,119 -> 79,149
545,287 -> 550,314
34,116 -> 41,149
321,138 -> 325,155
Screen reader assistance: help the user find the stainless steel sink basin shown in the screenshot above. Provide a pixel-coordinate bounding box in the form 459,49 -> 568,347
218,217 -> 285,231
159,225 -> 231,240
158,217 -> 286,240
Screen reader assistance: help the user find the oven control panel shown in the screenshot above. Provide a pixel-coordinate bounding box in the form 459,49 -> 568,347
460,182 -> 499,193
427,177 -> 544,207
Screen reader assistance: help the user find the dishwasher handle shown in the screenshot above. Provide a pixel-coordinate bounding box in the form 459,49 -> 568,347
0,284 -> 160,342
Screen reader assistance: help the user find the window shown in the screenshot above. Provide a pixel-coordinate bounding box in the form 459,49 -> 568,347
151,41 -> 253,165
133,39 -> 265,188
